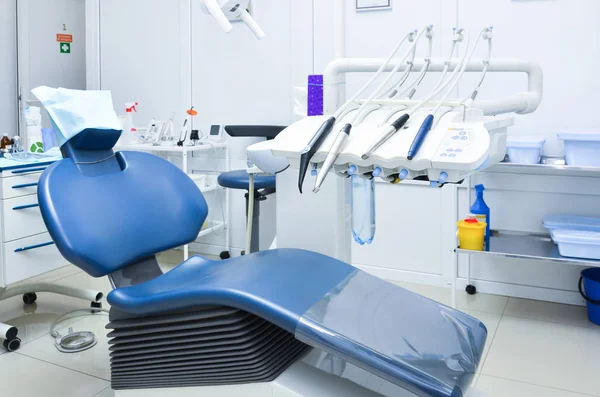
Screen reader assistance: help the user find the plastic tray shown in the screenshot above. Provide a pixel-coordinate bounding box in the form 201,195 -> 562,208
558,132 -> 600,167
553,229 -> 600,260
543,215 -> 600,240
506,136 -> 546,165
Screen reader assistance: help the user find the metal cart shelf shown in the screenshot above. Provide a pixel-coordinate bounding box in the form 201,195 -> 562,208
452,157 -> 600,308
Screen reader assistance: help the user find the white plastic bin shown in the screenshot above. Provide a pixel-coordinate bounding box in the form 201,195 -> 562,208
543,215 -> 600,240
506,136 -> 546,164
553,229 -> 600,260
558,132 -> 600,167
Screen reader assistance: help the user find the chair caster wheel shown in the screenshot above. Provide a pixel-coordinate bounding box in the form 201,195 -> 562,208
219,251 -> 231,260
91,301 -> 102,313
3,338 -> 21,352
466,285 -> 477,295
23,292 -> 37,305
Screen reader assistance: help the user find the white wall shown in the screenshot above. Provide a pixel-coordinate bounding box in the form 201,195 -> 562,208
0,0 -> 18,137
95,0 -> 301,255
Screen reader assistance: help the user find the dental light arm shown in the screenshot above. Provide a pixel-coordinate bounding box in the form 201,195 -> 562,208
200,0 -> 266,39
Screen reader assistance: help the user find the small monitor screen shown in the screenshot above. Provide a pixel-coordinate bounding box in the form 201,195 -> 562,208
210,125 -> 221,136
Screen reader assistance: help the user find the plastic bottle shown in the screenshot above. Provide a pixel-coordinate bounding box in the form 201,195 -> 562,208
119,102 -> 139,145
351,175 -> 376,245
470,184 -> 491,251
24,106 -> 43,152
1,134 -> 10,150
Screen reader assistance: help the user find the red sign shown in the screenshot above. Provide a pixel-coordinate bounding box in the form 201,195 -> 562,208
56,34 -> 73,43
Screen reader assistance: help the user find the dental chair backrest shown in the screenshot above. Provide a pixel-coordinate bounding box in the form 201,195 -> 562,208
38,128 -> 209,278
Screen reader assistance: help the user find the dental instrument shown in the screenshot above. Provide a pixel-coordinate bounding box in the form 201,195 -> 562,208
313,26 -> 433,193
313,123 -> 351,193
177,107 -> 198,147
407,27 -> 494,161
361,28 -> 472,161
298,29 -> 417,193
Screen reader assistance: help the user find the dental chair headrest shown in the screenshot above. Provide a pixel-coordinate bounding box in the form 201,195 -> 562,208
60,128 -> 123,176
65,128 -> 122,150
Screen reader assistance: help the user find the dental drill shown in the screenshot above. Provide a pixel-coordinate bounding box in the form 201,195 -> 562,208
313,26 -> 434,193
297,29 -> 417,193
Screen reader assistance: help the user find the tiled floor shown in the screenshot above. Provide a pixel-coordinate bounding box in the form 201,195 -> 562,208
1,257 -> 599,397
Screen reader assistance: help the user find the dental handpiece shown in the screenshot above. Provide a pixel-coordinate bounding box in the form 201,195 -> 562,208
313,123 -> 352,193
298,116 -> 336,193
361,114 -> 410,160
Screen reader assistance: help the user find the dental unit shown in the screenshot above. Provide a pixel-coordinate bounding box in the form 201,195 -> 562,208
313,25 -> 435,193
298,28 -> 418,193
272,27 -> 543,190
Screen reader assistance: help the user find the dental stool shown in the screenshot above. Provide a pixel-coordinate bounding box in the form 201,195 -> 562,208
217,126 -> 285,256
38,127 -> 487,397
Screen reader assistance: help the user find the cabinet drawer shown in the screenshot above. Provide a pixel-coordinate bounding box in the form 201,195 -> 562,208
3,195 -> 47,242
5,233 -> 65,285
1,172 -> 42,200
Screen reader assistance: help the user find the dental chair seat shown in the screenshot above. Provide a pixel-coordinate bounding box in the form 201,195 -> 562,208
107,248 -> 486,397
218,170 -> 276,191
107,249 -> 350,329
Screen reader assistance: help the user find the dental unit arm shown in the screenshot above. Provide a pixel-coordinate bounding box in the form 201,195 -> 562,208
199,0 -> 266,39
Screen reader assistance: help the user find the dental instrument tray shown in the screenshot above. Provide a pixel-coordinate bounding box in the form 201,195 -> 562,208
272,109 -> 514,184
269,57 -> 542,185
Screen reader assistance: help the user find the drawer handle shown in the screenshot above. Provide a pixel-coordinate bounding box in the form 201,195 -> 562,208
11,167 -> 47,175
12,183 -> 38,189
14,241 -> 55,253
13,204 -> 40,211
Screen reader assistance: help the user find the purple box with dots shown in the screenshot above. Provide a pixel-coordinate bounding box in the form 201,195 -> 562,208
308,75 -> 324,116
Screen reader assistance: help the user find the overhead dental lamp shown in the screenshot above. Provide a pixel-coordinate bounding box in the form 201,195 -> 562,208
199,0 -> 266,39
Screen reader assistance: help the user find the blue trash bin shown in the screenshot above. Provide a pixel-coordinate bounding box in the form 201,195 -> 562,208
579,268 -> 600,326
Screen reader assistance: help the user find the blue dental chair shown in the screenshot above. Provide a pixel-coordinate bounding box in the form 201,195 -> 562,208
217,126 -> 285,256
37,127 -> 487,396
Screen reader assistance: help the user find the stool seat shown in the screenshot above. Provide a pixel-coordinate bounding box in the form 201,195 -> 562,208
218,170 -> 276,191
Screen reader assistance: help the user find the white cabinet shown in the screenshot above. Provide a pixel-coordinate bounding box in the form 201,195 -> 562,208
0,162 -> 65,287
